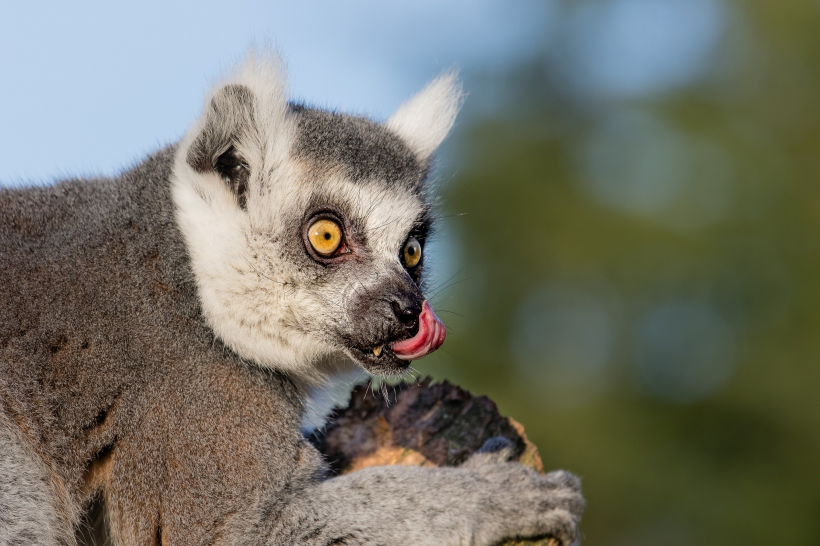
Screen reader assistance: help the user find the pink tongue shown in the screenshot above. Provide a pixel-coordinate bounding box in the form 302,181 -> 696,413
391,301 -> 446,361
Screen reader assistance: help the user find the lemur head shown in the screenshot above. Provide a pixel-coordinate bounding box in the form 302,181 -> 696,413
172,52 -> 461,379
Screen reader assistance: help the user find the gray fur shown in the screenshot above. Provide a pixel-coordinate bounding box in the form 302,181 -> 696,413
0,56 -> 583,545
0,420 -> 71,546
291,104 -> 428,187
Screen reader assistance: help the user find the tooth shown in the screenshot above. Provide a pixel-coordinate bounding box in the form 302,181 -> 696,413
373,346 -> 383,357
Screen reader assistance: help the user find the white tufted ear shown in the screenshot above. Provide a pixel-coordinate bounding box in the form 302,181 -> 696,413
386,71 -> 463,161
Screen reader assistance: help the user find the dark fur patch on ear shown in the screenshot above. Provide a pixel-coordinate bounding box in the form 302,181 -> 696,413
214,146 -> 250,209
186,84 -> 255,209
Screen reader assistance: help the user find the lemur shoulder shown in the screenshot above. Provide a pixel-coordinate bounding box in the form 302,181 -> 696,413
0,52 -> 583,546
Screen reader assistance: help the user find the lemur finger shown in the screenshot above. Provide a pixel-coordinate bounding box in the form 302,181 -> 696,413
536,509 -> 580,546
537,476 -> 585,520
544,470 -> 582,493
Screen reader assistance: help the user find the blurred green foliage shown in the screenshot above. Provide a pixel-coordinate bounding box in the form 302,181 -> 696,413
414,1 -> 820,544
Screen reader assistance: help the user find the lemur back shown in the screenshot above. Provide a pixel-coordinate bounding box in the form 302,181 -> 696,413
1,148 -> 305,544
0,52 -> 583,546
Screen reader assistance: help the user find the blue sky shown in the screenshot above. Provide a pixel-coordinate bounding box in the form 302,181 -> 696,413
0,0 -> 726,184
0,0 -> 550,183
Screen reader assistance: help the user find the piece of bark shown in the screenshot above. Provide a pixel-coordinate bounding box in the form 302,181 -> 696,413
310,378 -> 557,546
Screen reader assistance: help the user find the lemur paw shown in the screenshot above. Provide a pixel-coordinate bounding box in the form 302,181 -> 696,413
458,437 -> 584,545
531,469 -> 584,545
477,462 -> 584,546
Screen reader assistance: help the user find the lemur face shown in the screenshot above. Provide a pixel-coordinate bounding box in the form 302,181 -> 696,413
172,53 -> 461,378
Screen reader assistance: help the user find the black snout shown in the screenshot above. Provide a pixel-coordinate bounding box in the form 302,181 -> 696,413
391,298 -> 422,329
344,270 -> 426,366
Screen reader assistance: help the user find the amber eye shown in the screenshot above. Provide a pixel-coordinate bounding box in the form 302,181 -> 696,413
403,237 -> 422,268
307,219 -> 343,257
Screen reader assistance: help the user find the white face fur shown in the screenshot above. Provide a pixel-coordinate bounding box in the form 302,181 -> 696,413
171,52 -> 461,381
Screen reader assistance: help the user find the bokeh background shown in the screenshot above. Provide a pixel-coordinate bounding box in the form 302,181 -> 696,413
3,1 -> 820,544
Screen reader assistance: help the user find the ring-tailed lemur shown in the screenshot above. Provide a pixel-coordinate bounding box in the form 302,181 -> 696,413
0,52 -> 583,546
